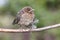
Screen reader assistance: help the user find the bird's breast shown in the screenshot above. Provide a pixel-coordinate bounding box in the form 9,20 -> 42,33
19,13 -> 35,25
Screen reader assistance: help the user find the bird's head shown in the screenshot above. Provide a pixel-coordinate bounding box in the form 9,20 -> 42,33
22,6 -> 34,14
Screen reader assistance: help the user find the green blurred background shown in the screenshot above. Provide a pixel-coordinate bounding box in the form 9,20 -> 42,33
0,0 -> 60,40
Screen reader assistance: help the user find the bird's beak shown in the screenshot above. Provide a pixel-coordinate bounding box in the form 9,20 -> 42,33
29,9 -> 34,12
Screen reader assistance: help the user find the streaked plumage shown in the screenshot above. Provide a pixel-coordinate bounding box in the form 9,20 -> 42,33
13,6 -> 35,28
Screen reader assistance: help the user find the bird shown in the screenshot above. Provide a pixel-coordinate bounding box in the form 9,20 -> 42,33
12,6 -> 37,29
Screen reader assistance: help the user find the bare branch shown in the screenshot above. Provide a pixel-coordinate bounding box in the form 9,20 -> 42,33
0,24 -> 60,33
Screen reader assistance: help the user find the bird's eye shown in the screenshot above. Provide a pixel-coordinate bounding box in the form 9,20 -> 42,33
27,8 -> 30,11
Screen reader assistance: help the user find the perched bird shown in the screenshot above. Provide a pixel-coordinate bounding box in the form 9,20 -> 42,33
12,6 -> 38,29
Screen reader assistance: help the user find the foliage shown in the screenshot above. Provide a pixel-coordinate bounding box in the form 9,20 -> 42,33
0,0 -> 60,40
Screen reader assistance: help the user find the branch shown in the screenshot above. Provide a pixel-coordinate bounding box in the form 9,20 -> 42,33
0,24 -> 60,33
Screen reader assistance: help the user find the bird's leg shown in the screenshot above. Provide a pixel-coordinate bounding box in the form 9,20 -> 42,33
19,25 -> 24,30
26,24 -> 36,30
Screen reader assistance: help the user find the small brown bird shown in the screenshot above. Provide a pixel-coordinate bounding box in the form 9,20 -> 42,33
12,6 -> 37,29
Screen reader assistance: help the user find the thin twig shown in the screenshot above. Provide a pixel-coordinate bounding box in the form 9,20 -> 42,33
0,24 -> 60,33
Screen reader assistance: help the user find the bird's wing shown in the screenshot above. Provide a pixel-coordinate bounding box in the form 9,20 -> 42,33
12,10 -> 23,25
33,18 -> 39,24
12,16 -> 20,25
